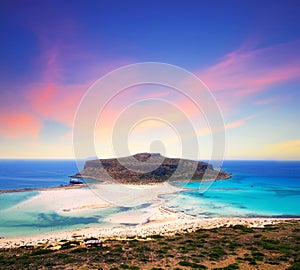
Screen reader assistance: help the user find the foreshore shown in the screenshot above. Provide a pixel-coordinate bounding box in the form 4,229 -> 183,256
1,203 -> 299,249
0,184 -> 86,194
1,181 -> 299,249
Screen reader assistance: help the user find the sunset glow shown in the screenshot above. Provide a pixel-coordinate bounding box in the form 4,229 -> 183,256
0,1 -> 299,159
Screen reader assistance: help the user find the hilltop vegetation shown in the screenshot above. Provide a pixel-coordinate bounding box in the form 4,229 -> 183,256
73,153 -> 231,184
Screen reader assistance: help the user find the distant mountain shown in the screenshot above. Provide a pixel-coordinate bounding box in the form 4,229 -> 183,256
73,153 -> 231,184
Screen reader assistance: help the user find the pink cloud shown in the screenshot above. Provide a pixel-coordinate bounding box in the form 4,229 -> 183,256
0,81 -> 87,140
199,40 -> 300,97
27,82 -> 87,125
39,46 -> 61,81
225,115 -> 255,130
0,111 -> 41,139
195,114 -> 255,137
1,46 -> 133,140
22,24 -> 135,127
254,97 -> 280,106
0,10 -> 136,144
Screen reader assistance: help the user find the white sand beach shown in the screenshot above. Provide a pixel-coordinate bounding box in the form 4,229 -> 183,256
1,197 -> 299,248
4,182 -> 181,214
1,181 -> 300,249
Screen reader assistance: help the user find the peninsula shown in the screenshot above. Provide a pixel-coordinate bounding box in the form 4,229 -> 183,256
73,152 -> 231,184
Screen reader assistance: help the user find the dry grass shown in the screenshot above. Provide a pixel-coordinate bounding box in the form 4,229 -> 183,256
1,221 -> 300,269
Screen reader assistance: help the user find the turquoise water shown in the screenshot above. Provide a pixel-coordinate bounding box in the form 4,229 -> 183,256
0,160 -> 299,237
164,161 -> 300,217
0,191 -> 39,211
0,188 -> 135,237
0,199 -> 125,237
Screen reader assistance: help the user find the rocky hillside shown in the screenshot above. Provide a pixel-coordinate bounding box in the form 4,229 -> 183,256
73,153 -> 231,184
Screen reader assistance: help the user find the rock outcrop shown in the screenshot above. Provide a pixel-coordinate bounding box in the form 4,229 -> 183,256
73,153 -> 231,184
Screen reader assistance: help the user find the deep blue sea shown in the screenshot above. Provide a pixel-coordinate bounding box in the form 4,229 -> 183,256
0,159 -> 299,237
0,159 -> 83,190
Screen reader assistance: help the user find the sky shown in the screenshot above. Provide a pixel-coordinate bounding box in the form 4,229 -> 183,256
0,0 -> 300,160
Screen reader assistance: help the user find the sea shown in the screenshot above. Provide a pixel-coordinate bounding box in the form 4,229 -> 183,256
0,159 -> 299,237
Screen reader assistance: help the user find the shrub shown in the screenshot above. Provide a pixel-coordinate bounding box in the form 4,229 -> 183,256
251,251 -> 264,261
30,248 -> 53,256
214,263 -> 239,270
178,261 -> 207,269
288,262 -> 300,270
128,266 -> 140,270
70,247 -> 88,253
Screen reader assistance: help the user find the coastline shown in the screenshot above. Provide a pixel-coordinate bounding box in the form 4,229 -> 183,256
0,174 -> 230,194
1,171 -> 299,249
1,202 -> 299,249
73,174 -> 232,182
0,184 -> 86,194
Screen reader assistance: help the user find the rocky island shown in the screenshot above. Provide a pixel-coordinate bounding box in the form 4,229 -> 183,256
73,153 -> 231,184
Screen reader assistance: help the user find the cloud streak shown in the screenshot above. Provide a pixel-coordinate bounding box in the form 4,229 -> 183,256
27,82 -> 86,125
0,110 -> 41,139
199,40 -> 300,97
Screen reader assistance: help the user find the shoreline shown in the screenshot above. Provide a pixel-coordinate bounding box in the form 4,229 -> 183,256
1,178 -> 299,250
73,174 -> 232,183
0,174 -> 231,194
1,203 -> 300,249
0,184 -> 86,194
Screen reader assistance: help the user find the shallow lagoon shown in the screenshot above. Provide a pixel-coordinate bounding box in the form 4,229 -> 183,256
0,160 -> 299,237
164,160 -> 300,217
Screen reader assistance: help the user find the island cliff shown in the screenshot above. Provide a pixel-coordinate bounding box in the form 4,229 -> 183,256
73,153 -> 231,184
